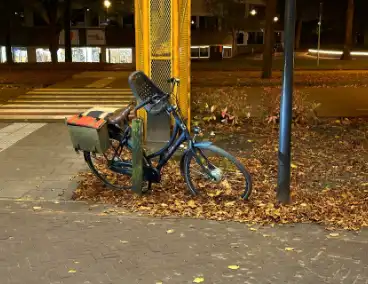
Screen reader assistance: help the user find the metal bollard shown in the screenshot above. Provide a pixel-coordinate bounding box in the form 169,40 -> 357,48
132,118 -> 143,195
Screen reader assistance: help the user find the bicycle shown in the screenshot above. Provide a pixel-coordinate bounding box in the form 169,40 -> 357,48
83,71 -> 252,199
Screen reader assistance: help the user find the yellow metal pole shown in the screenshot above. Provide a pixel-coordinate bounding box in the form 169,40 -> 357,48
172,0 -> 179,79
186,0 -> 191,131
134,0 -> 148,134
143,0 -> 150,76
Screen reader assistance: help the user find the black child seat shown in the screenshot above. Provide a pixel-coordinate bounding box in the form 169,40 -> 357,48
128,71 -> 169,115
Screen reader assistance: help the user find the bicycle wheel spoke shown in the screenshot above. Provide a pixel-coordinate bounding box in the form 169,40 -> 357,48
85,138 -> 134,190
185,146 -> 252,199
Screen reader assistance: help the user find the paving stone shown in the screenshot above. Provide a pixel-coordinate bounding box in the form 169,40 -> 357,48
0,200 -> 366,284
0,124 -> 84,200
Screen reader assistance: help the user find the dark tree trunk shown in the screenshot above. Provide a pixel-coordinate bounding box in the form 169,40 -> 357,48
295,18 -> 303,50
64,0 -> 72,62
49,26 -> 60,64
45,0 -> 60,64
5,26 -> 13,64
341,0 -> 354,60
4,4 -> 13,64
262,0 -> 278,79
232,29 -> 238,57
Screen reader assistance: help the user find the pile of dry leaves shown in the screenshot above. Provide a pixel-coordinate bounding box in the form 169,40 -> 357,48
73,119 -> 368,230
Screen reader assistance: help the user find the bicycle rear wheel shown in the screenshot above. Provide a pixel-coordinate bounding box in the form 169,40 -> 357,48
183,145 -> 252,200
84,139 -> 133,190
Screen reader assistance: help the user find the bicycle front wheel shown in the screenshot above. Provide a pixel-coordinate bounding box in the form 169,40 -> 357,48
183,145 -> 252,200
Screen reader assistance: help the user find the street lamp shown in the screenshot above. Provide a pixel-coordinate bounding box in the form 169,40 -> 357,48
103,0 -> 111,22
273,16 -> 279,22
250,9 -> 257,16
104,0 -> 111,12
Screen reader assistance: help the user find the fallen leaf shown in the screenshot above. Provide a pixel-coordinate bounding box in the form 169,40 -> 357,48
68,269 -> 77,273
120,240 -> 129,244
247,139 -> 253,143
285,247 -> 294,251
156,282 -> 163,284
249,228 -> 257,231
187,200 -> 196,208
291,163 -> 298,169
32,206 -> 42,211
262,234 -> 271,237
329,233 -> 340,237
166,229 -> 175,234
224,201 -> 235,207
228,265 -> 240,270
193,277 -> 204,283
73,118 -> 368,231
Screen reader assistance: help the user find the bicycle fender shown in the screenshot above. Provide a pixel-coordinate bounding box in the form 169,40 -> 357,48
193,141 -> 213,148
180,149 -> 189,176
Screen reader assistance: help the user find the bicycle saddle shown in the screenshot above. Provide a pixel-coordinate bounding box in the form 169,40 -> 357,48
107,104 -> 135,126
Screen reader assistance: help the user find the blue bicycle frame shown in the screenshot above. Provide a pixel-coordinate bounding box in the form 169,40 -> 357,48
109,99 -> 209,184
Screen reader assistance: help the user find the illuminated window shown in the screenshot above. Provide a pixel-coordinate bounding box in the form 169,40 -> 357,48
56,47 -> 101,62
222,46 -> 232,58
106,48 -> 133,63
58,49 -> 65,62
190,47 -> 200,58
0,46 -> 6,63
36,48 -> 52,62
200,47 -> 209,58
191,46 -> 210,59
12,47 -> 28,63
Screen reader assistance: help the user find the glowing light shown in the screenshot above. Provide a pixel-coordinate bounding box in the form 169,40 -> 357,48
191,46 -> 210,49
308,49 -> 342,55
273,16 -> 279,22
191,20 -> 195,25
104,0 -> 111,9
250,9 -> 257,16
308,49 -> 368,56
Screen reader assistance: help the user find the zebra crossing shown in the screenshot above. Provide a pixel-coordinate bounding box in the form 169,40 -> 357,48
0,87 -> 134,122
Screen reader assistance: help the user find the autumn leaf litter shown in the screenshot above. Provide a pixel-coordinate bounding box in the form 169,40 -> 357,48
72,118 -> 368,231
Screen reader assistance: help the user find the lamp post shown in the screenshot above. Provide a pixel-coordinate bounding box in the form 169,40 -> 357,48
104,0 -> 111,21
277,0 -> 297,204
317,2 -> 323,66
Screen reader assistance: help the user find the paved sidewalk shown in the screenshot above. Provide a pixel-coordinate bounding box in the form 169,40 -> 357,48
0,123 -> 85,201
0,200 -> 367,284
0,122 -> 366,283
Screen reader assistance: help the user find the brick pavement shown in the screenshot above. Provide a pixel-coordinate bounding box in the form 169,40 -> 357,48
0,200 -> 367,284
0,123 -> 86,201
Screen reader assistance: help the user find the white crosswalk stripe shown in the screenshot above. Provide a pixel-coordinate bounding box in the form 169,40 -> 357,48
0,123 -> 46,152
0,88 -> 134,122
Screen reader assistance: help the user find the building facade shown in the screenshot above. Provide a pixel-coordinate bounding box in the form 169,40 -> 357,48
0,0 -> 283,63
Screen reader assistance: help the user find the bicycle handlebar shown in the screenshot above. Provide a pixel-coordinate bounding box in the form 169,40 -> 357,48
134,78 -> 179,112
134,93 -> 170,112
167,77 -> 180,85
